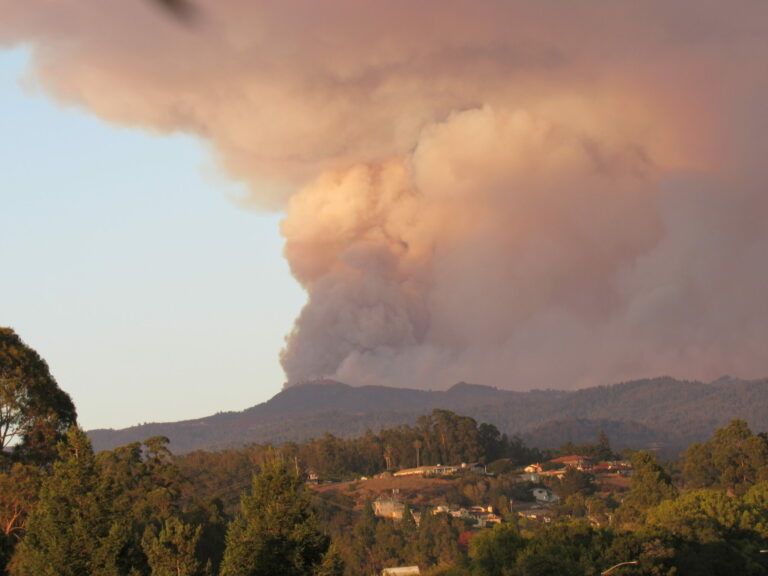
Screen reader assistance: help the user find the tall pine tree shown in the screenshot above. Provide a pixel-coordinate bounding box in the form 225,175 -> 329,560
142,518 -> 206,576
9,427 -> 130,576
219,458 -> 331,576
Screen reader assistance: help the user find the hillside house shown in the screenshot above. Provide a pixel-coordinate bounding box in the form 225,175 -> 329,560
374,497 -> 405,520
516,505 -> 553,523
394,462 -> 486,477
547,455 -> 594,471
306,471 -> 319,485
521,463 -> 544,482
469,505 -> 503,527
592,460 -> 634,476
532,487 -> 559,504
530,468 -> 570,480
432,505 -> 502,527
382,567 -> 420,576
392,466 -> 434,477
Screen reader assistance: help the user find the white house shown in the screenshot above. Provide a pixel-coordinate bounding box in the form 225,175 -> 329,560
373,497 -> 405,520
532,487 -> 559,504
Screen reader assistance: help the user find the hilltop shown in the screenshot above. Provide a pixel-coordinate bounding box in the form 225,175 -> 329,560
88,376 -> 768,455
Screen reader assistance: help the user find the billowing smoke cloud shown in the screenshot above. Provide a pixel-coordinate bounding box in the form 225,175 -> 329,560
3,0 -> 768,390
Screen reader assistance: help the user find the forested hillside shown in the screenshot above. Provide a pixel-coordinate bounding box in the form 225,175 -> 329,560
7,410 -> 768,575
6,331 -> 768,575
90,377 -> 768,456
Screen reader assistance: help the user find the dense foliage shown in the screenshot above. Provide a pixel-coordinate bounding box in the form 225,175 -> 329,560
3,331 -> 768,575
2,412 -> 768,575
0,328 -> 77,465
219,458 -> 333,576
174,410 -> 540,514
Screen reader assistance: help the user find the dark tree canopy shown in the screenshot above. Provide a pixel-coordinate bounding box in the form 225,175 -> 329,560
9,427 -> 122,576
219,458 -> 332,576
616,450 -> 677,525
0,328 -> 77,465
683,419 -> 768,495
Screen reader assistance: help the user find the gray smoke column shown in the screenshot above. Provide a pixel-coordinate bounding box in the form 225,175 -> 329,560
3,1 -> 768,389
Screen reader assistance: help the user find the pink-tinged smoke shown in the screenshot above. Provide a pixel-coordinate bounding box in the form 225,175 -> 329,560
3,0 -> 768,390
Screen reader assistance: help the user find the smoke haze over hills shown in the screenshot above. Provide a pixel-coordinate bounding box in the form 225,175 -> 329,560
3,1 -> 768,390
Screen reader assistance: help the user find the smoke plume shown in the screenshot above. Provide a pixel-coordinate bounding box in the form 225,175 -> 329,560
3,0 -> 768,390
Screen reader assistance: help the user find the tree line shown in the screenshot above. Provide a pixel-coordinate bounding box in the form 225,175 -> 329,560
4,328 -> 768,575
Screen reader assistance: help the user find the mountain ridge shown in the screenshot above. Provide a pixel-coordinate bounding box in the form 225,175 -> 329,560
89,376 -> 768,456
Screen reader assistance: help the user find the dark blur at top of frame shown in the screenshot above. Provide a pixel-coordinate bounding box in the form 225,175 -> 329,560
149,0 -> 198,23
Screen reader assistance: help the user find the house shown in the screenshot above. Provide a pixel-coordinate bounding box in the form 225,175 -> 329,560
393,466 -> 435,477
459,462 -> 487,474
382,567 -> 420,576
542,469 -> 569,479
517,506 -> 553,523
547,455 -> 594,471
521,463 -> 543,481
470,506 -> 503,527
592,460 -> 634,476
478,512 -> 503,527
374,497 -> 405,520
531,487 -> 559,504
432,505 -> 502,528
393,462 -> 486,478
432,504 -> 468,519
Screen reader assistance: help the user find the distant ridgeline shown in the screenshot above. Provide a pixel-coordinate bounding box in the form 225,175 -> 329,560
88,376 -> 768,456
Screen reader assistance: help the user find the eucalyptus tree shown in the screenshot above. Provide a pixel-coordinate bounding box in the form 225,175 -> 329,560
0,328 -> 77,466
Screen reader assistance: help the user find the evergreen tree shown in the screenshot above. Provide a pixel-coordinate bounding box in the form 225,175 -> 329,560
469,523 -> 523,576
416,511 -> 439,567
595,431 -> 615,461
401,504 -> 418,537
617,450 -> 676,525
551,467 -> 594,499
373,520 -> 405,570
183,498 -> 227,574
91,520 -> 137,576
683,419 -> 768,495
417,512 -> 462,568
347,499 -> 378,575
219,458 -> 330,576
517,542 -> 580,576
400,504 -> 419,566
9,427 -> 128,576
354,500 -> 377,549
142,518 -> 204,576
314,544 -> 344,576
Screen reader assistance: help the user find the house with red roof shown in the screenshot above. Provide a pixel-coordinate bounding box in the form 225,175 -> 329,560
547,455 -> 594,471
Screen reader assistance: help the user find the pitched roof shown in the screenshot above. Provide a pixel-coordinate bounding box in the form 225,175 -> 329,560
548,455 -> 593,464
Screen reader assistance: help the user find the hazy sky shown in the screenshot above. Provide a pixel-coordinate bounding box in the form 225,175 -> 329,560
3,1 -> 768,425
1,47 -> 305,429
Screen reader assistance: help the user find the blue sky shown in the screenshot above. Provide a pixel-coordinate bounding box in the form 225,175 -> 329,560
0,48 -> 305,430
